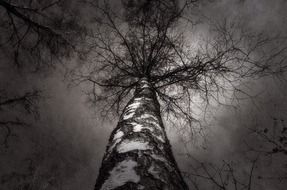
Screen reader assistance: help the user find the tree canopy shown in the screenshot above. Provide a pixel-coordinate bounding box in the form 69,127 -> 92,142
72,0 -> 287,128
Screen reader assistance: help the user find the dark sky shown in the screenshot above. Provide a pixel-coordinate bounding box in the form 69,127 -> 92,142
1,0 -> 287,189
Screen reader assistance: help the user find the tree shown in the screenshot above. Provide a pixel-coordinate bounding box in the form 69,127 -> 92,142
182,154 -> 260,190
68,0 -> 287,189
0,0 -> 86,145
0,0 -> 86,69
95,77 -> 189,189
0,0 -> 88,147
0,1 -> 88,189
1,0 -> 287,189
0,90 -> 40,148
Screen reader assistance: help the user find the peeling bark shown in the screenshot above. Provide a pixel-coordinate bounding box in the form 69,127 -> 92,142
95,78 -> 189,190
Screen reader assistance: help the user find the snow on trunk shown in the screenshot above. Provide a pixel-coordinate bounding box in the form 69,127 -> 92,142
95,78 -> 189,190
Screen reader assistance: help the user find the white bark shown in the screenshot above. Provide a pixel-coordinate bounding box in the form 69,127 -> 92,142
95,78 -> 189,190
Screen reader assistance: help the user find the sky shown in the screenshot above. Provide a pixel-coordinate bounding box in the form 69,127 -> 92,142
1,0 -> 287,189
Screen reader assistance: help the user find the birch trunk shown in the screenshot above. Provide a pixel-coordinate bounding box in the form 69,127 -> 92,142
95,78 -> 189,190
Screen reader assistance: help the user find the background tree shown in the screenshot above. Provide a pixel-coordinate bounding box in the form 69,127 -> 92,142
0,0 -> 90,147
0,0 -> 87,143
0,90 -> 39,148
0,1 -> 89,189
0,0 -> 87,69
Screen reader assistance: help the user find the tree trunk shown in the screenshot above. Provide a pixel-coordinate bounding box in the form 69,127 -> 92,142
95,78 -> 189,190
